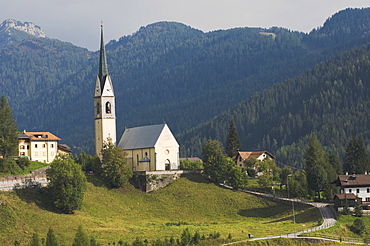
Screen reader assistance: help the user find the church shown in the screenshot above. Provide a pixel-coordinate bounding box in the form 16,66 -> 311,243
94,26 -> 180,172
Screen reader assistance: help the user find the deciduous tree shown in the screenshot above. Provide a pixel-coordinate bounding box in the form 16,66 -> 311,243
46,156 -> 86,213
101,141 -> 133,188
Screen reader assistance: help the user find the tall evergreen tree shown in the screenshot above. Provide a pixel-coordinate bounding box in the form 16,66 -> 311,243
225,118 -> 241,157
0,95 -> 18,158
305,133 -> 332,199
28,232 -> 41,246
45,228 -> 58,246
72,226 -> 90,246
344,135 -> 369,174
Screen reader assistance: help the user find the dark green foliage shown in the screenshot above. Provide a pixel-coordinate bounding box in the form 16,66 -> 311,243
280,167 -> 293,189
46,156 -> 87,213
343,195 -> 350,215
72,226 -> 90,246
180,159 -> 203,170
179,35 -> 370,170
354,196 -> 363,217
16,157 -> 31,169
45,227 -> 58,246
29,232 -> 41,246
305,134 -> 334,199
101,142 -> 133,188
2,8 -> 370,157
225,119 -> 241,158
228,166 -> 248,190
327,153 -> 342,175
201,140 -> 233,183
180,228 -> 192,246
0,158 -> 21,174
344,135 -> 369,174
0,95 -> 18,158
352,218 -> 365,235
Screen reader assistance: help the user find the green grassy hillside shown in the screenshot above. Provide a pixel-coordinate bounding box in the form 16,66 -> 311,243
0,175 -> 321,245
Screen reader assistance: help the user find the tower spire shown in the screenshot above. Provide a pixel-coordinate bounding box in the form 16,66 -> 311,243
99,24 -> 109,88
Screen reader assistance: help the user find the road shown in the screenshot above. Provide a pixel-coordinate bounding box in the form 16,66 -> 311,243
222,187 -> 339,245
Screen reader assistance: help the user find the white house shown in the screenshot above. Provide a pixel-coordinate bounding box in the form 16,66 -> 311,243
234,151 -> 275,167
117,124 -> 180,172
334,174 -> 370,212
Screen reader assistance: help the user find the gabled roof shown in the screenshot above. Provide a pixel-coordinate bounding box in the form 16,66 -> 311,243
236,151 -> 275,160
19,131 -> 61,141
335,174 -> 370,187
334,193 -> 356,200
118,124 -> 167,150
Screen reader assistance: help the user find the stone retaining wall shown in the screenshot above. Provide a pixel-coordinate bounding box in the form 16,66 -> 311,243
0,166 -> 50,191
131,170 -> 202,192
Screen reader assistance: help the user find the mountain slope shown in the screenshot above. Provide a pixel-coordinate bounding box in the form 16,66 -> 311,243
178,42 -> 370,168
1,8 -> 370,153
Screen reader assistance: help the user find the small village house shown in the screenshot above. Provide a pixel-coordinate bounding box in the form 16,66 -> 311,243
234,151 -> 275,168
333,174 -> 370,212
18,130 -> 70,163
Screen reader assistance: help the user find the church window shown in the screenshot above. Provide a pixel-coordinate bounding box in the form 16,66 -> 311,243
96,102 -> 100,114
106,102 -> 111,114
20,145 -> 25,149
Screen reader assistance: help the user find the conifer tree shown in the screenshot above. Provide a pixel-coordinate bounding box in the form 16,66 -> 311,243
29,232 -> 41,246
0,95 -> 18,158
72,226 -> 90,246
344,135 -> 369,174
305,133 -> 332,199
225,119 -> 241,158
45,228 -> 58,246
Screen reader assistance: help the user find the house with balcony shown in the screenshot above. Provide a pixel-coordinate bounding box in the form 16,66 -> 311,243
333,174 -> 370,212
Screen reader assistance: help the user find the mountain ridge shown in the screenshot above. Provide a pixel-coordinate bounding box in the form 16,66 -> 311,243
1,7 -> 370,160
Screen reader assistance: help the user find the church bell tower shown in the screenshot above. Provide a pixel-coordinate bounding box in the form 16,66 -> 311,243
94,25 -> 116,159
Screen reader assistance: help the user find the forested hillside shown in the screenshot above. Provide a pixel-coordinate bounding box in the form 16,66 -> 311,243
0,8 -> 370,155
178,43 -> 370,168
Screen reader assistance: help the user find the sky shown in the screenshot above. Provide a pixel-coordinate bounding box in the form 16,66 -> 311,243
1,0 -> 370,51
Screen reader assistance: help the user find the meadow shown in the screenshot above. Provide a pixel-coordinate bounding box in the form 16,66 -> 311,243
0,174 -> 322,245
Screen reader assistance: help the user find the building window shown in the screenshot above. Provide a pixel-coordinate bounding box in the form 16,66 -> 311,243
43,152 -> 46,156
35,144 -> 38,148
366,198 -> 370,202
42,144 -> 46,148
51,144 -> 54,148
27,145 -> 29,149
20,145 -> 25,149
20,152 -> 25,156
51,152 -> 54,156
35,152 -> 38,156
367,188 -> 370,193
357,189 -> 360,193
106,102 -> 111,114
349,189 -> 352,193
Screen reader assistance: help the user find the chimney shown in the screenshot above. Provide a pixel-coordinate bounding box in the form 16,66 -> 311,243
346,171 -> 349,175
23,129 -> 26,133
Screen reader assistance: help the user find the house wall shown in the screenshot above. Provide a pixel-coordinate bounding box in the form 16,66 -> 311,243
154,126 -> 179,171
343,187 -> 370,202
19,140 -> 58,163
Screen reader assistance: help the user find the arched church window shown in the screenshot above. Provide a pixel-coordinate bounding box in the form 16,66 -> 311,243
96,102 -> 100,114
106,102 -> 111,114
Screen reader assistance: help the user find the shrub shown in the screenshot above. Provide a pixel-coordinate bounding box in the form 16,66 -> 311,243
352,218 -> 365,235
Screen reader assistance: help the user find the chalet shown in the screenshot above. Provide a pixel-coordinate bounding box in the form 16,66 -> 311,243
18,130 -> 70,163
333,174 -> 370,212
235,151 -> 275,168
117,124 -> 180,172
